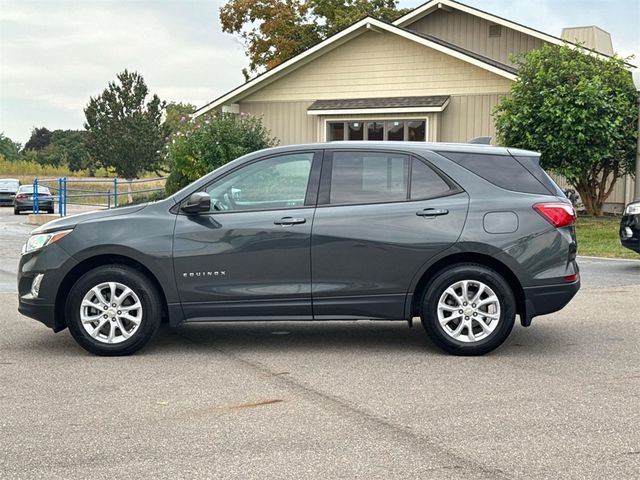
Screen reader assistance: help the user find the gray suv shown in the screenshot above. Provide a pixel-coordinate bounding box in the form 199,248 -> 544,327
18,142 -> 580,356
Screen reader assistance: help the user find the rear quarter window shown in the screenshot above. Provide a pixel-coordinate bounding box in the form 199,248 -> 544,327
438,152 -> 551,195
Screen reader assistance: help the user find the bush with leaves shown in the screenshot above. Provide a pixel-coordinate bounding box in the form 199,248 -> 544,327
494,44 -> 637,216
165,112 -> 277,194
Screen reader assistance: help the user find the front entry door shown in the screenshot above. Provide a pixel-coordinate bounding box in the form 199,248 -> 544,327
173,151 -> 320,321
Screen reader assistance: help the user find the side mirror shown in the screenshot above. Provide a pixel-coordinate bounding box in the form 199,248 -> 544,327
181,192 -> 211,214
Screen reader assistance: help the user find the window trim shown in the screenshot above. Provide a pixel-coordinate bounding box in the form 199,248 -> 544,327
176,150 -> 323,215
317,149 -> 463,207
324,116 -> 429,142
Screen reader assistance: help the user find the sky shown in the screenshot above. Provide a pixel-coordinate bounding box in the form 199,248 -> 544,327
1,0 -> 639,144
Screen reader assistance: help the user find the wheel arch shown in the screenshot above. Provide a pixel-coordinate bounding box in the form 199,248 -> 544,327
409,252 -> 526,324
55,254 -> 171,329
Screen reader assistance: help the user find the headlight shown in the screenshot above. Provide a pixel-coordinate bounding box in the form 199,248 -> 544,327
22,229 -> 73,255
625,203 -> 640,215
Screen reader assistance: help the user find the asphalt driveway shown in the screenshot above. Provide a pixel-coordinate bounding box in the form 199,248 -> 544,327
1,206 -> 638,479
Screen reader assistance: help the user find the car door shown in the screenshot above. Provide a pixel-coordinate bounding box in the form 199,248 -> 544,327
173,150 -> 322,321
311,149 -> 469,320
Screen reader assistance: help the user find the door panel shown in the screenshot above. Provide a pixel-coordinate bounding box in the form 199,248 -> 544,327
311,150 -> 469,320
173,209 -> 315,319
172,151 -> 320,321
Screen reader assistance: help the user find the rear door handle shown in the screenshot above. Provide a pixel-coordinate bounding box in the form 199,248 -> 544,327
416,208 -> 449,217
274,217 -> 306,226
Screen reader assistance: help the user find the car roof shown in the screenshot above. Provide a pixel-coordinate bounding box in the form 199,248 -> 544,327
254,141 -> 539,157
0,178 -> 20,182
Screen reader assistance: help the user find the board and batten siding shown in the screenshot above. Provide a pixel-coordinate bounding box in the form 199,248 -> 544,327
440,93 -> 508,142
238,101 -> 316,146
242,30 -> 513,103
406,9 -> 545,67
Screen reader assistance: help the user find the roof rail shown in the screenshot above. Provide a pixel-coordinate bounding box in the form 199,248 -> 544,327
467,136 -> 492,145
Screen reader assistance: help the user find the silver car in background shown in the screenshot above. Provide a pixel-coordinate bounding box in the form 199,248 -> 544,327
0,178 -> 20,206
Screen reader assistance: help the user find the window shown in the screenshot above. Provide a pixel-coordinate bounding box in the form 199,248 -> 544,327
327,119 -> 427,142
438,152 -> 550,195
205,153 -> 313,211
410,159 -> 452,199
327,122 -> 345,141
348,122 -> 364,140
387,121 -> 404,141
329,152 -> 409,204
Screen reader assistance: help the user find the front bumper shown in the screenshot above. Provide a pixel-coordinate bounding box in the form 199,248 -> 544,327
521,277 -> 581,326
18,243 -> 77,332
620,214 -> 639,253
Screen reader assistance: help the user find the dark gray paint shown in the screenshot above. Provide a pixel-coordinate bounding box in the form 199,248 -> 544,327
18,141 -> 579,331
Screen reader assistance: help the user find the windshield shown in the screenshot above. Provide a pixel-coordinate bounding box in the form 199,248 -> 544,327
0,180 -> 19,190
18,185 -> 51,194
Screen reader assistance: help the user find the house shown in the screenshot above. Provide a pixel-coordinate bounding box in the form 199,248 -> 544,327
195,0 -> 636,211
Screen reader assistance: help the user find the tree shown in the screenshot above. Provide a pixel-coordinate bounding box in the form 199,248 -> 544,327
0,133 -> 22,161
24,127 -> 52,151
165,112 -> 277,194
493,44 -> 638,216
220,0 -> 409,77
84,70 -> 169,179
164,102 -> 196,135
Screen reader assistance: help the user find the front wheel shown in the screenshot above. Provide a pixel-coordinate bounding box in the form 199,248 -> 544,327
421,264 -> 516,356
65,265 -> 162,356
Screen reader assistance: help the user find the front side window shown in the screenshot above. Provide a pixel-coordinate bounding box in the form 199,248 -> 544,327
327,119 -> 427,142
329,151 -> 409,204
205,153 -> 313,212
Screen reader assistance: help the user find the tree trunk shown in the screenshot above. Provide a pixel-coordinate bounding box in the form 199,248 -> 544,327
572,173 -> 618,217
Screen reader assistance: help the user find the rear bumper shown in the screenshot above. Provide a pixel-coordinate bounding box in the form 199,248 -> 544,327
521,278 -> 580,326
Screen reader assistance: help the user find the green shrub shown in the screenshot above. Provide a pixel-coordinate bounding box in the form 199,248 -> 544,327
165,112 -> 277,194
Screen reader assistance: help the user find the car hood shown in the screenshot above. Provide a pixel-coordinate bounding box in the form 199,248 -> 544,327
32,204 -> 149,234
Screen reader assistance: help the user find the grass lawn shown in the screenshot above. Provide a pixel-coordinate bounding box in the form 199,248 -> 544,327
575,216 -> 638,260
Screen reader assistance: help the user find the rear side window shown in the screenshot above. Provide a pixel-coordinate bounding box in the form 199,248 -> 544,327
329,151 -> 409,204
513,155 -> 563,196
410,158 -> 452,199
438,152 -> 550,195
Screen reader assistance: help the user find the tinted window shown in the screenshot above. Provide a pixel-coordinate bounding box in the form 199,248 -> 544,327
438,152 -> 549,195
206,153 -> 313,211
410,159 -> 452,199
329,151 -> 409,204
513,155 -> 561,196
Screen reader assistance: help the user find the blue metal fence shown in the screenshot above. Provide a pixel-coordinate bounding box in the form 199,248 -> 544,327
32,176 -> 166,217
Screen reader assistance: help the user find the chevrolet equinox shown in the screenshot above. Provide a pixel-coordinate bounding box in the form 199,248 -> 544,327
18,142 -> 580,356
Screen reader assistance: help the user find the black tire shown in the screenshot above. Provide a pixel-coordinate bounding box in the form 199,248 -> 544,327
13,208 -> 20,215
48,208 -> 54,214
421,263 -> 516,356
65,264 -> 162,356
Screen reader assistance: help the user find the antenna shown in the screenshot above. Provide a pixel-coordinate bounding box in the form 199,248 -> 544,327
468,136 -> 492,145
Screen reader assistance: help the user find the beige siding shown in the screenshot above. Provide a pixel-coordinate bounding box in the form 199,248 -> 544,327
406,9 -> 545,67
239,101 -> 440,145
242,30 -> 513,103
439,94 -> 508,142
239,101 -> 317,146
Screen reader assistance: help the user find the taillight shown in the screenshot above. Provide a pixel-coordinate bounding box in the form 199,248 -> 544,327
563,273 -> 579,282
15,194 -> 28,199
533,202 -> 576,228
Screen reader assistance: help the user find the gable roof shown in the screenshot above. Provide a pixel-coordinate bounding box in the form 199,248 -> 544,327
193,16 -> 516,118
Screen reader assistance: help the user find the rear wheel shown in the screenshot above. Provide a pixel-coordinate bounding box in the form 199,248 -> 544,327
65,265 -> 162,356
421,264 -> 516,356
13,208 -> 20,215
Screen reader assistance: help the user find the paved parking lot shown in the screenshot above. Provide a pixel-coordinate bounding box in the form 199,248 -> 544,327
1,206 -> 639,479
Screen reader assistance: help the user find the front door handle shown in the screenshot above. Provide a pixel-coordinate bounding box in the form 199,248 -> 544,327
416,208 -> 449,217
274,217 -> 306,226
